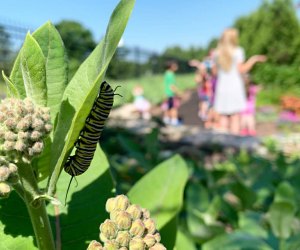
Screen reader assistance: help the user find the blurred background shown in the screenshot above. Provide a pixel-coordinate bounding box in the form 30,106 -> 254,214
1,0 -> 300,249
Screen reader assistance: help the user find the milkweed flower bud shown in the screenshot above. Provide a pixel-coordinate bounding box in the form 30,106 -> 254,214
115,211 -> 132,230
149,243 -> 166,250
104,240 -> 119,250
0,182 -> 11,198
4,131 -> 17,141
99,233 -> 108,243
30,131 -> 42,141
126,204 -> 142,220
129,237 -> 145,250
7,163 -> 18,184
116,231 -> 131,247
100,219 -> 118,240
143,219 -> 156,235
142,209 -> 150,219
153,233 -> 161,243
115,194 -> 130,211
15,140 -> 26,152
143,234 -> 156,248
87,240 -> 103,250
4,141 -> 15,151
90,195 -> 166,250
0,166 -> 10,181
130,219 -> 145,237
110,209 -> 120,221
106,197 -> 117,213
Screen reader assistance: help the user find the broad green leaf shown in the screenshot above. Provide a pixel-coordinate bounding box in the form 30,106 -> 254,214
20,33 -> 47,106
128,155 -> 189,229
47,145 -> 114,249
186,182 -> 210,213
238,211 -> 268,239
274,181 -> 296,206
2,71 -> 20,98
267,201 -> 296,239
0,192 -> 38,250
33,21 -> 68,123
174,228 -> 197,250
30,21 -> 68,182
48,0 -> 135,196
10,54 -> 26,98
202,232 -> 273,250
187,209 -> 224,242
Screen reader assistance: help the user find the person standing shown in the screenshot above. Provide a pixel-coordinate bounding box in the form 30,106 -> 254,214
163,60 -> 181,126
213,28 -> 266,134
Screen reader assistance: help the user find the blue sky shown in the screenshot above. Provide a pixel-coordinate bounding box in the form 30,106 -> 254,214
1,0 -> 299,52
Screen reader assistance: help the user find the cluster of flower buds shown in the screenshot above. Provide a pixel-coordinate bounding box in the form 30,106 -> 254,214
0,156 -> 18,198
0,98 -> 52,163
87,195 -> 166,250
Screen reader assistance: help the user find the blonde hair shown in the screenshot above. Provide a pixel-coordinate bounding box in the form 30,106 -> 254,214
217,28 -> 239,71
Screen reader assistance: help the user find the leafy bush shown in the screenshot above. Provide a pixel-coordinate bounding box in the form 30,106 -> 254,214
102,126 -> 300,250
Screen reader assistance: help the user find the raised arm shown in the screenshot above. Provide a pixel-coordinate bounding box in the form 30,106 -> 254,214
238,55 -> 267,74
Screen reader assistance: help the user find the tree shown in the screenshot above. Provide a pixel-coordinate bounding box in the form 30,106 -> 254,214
235,0 -> 300,64
55,20 -> 96,78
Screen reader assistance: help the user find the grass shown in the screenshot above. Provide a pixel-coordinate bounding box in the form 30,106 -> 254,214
110,73 -> 196,106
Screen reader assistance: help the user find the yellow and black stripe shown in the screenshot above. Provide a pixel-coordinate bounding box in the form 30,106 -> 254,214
64,81 -> 114,177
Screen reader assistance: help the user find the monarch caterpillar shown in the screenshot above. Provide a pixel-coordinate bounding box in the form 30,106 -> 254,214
64,81 -> 117,202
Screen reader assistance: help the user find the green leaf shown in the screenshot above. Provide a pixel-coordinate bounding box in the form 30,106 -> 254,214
48,0 -> 135,196
10,54 -> 26,98
20,33 -> 47,106
2,71 -> 20,98
274,181 -> 296,206
0,192 -> 37,250
47,145 -> 114,249
186,182 -> 210,213
29,21 -> 68,182
174,228 -> 197,250
128,155 -> 189,228
187,209 -> 224,242
267,201 -> 296,239
230,181 -> 256,209
33,21 -> 68,123
238,211 -> 268,239
128,155 -> 189,249
202,232 -> 273,250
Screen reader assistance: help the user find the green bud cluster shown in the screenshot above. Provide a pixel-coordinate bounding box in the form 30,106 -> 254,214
0,98 -> 52,163
88,195 -> 166,250
0,156 -> 18,198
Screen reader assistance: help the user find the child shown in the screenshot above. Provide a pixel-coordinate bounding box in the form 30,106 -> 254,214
240,74 -> 260,136
132,85 -> 151,120
163,60 -> 181,126
189,59 -> 215,127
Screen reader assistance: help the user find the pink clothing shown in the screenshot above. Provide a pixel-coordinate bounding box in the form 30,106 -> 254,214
241,85 -> 259,115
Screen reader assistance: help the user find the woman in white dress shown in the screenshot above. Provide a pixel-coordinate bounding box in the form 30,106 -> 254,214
213,28 -> 266,134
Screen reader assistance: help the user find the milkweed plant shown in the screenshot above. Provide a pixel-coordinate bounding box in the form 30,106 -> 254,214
0,1 -> 168,249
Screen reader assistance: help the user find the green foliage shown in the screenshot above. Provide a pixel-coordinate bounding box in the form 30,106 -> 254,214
0,0 -> 137,249
55,20 -> 96,79
102,125 -> 300,249
235,0 -> 300,65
